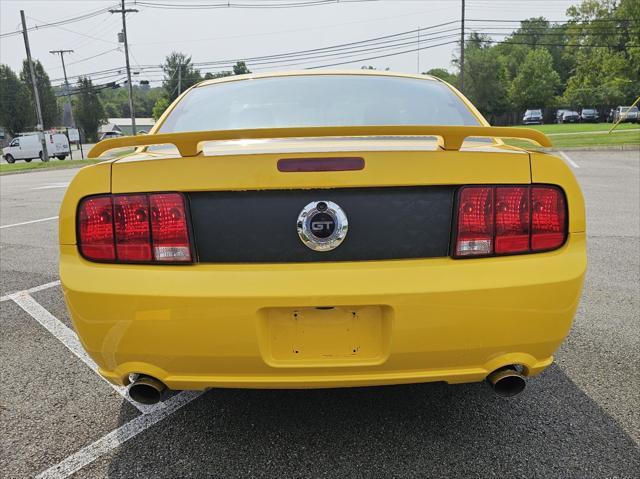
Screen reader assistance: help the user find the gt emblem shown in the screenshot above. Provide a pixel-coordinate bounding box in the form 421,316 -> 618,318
297,201 -> 348,251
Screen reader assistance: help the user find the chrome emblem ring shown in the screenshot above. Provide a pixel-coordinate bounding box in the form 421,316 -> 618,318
297,201 -> 348,252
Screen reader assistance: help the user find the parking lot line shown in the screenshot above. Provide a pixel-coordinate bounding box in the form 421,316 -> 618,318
559,151 -> 580,168
0,216 -> 59,229
0,280 -> 61,302
9,291 -> 149,413
35,390 -> 202,479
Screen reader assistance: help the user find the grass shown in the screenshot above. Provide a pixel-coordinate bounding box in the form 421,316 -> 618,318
507,122 -> 639,149
514,122 -> 639,135
0,148 -> 135,175
0,158 -> 106,175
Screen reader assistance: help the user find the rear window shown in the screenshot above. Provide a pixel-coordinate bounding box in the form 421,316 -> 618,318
158,75 -> 480,133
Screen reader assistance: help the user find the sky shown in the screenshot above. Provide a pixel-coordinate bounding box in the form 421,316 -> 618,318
0,0 -> 577,89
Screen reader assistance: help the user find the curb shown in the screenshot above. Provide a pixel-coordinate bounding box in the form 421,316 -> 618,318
542,145 -> 640,152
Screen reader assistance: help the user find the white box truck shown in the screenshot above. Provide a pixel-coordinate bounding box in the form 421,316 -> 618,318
2,133 -> 70,163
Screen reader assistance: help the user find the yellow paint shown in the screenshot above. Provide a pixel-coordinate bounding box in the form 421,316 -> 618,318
88,125 -> 551,158
60,71 -> 585,391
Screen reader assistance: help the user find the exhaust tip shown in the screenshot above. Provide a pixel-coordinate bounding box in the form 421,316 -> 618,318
128,375 -> 166,405
487,368 -> 526,397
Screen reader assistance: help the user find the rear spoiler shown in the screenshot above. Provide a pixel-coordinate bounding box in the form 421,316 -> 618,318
88,125 -> 551,158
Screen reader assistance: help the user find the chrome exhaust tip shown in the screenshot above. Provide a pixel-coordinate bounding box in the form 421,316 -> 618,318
487,367 -> 526,397
128,375 -> 167,405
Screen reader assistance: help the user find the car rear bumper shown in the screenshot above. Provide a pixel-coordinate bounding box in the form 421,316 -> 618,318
60,233 -> 586,390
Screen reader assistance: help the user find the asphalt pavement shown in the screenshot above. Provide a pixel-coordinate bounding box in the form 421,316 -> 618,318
1,149 -> 639,478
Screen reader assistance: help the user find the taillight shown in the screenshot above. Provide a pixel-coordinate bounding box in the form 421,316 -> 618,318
149,193 -> 191,262
453,185 -> 566,258
455,187 -> 493,256
114,195 -> 151,261
78,193 -> 192,263
78,196 -> 115,260
531,186 -> 566,251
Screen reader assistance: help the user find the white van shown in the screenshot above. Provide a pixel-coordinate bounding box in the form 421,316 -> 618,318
2,133 -> 70,163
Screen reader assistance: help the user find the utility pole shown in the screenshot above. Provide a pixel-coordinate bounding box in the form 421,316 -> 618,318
110,0 -> 138,135
460,0 -> 465,92
20,10 -> 49,161
50,49 -> 75,159
178,61 -> 182,96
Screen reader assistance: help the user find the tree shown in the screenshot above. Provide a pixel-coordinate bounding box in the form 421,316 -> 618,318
203,62 -> 252,80
152,97 -> 170,120
162,52 -> 202,101
20,59 -> 59,128
563,48 -> 630,106
0,64 -> 34,136
457,33 -> 510,121
73,77 -> 105,142
509,48 -> 561,111
424,68 -> 457,86
233,61 -> 251,75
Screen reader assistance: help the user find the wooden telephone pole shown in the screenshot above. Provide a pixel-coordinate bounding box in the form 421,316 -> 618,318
109,0 -> 138,135
20,10 -> 49,161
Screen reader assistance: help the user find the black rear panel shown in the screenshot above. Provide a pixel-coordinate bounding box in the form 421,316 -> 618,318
188,186 -> 455,263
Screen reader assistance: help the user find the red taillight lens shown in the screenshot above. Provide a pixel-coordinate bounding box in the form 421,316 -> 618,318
149,193 -> 191,262
455,186 -> 493,256
495,186 -> 530,254
78,196 -> 115,261
77,192 -> 192,263
454,185 -> 566,258
114,195 -> 151,261
531,186 -> 566,251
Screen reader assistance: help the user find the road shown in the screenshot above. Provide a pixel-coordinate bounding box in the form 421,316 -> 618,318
1,150 -> 639,478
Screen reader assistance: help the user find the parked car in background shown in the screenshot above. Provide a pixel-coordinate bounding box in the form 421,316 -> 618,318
612,106 -> 639,123
580,108 -> 599,123
99,131 -> 124,141
2,133 -> 70,163
555,109 -> 567,123
560,110 -> 580,123
522,109 -> 543,125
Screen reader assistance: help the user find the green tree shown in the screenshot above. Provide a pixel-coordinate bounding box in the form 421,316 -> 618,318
509,48 -> 561,110
0,64 -> 34,135
424,68 -> 457,86
233,61 -> 251,75
457,33 -> 510,121
73,77 -> 105,142
152,97 -> 170,120
162,52 -> 202,101
565,0 -> 640,104
203,62 -> 253,80
563,48 -> 630,106
20,59 -> 59,128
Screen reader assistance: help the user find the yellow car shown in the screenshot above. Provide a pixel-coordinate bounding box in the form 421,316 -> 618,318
59,71 -> 586,404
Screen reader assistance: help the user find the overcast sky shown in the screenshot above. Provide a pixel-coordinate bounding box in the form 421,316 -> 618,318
1,0 -> 576,88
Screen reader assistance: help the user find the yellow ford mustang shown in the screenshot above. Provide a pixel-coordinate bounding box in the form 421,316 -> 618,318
59,71 -> 586,404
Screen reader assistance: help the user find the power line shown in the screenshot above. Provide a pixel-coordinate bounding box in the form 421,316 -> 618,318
1,5 -> 117,39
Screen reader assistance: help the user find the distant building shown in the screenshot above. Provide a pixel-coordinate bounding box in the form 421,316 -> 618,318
99,118 -> 155,136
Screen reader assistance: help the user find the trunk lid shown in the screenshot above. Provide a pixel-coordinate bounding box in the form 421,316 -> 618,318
111,139 -> 530,262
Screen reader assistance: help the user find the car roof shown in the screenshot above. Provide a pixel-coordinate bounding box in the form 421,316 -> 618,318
196,69 -> 441,88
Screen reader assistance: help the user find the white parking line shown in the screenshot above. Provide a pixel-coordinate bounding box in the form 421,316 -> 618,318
559,151 -> 580,169
35,390 -> 202,479
9,291 -> 150,413
32,182 -> 70,190
0,216 -> 59,229
0,280 -> 61,302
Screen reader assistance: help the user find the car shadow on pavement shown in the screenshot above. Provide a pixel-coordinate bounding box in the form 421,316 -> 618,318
98,364 -> 640,479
